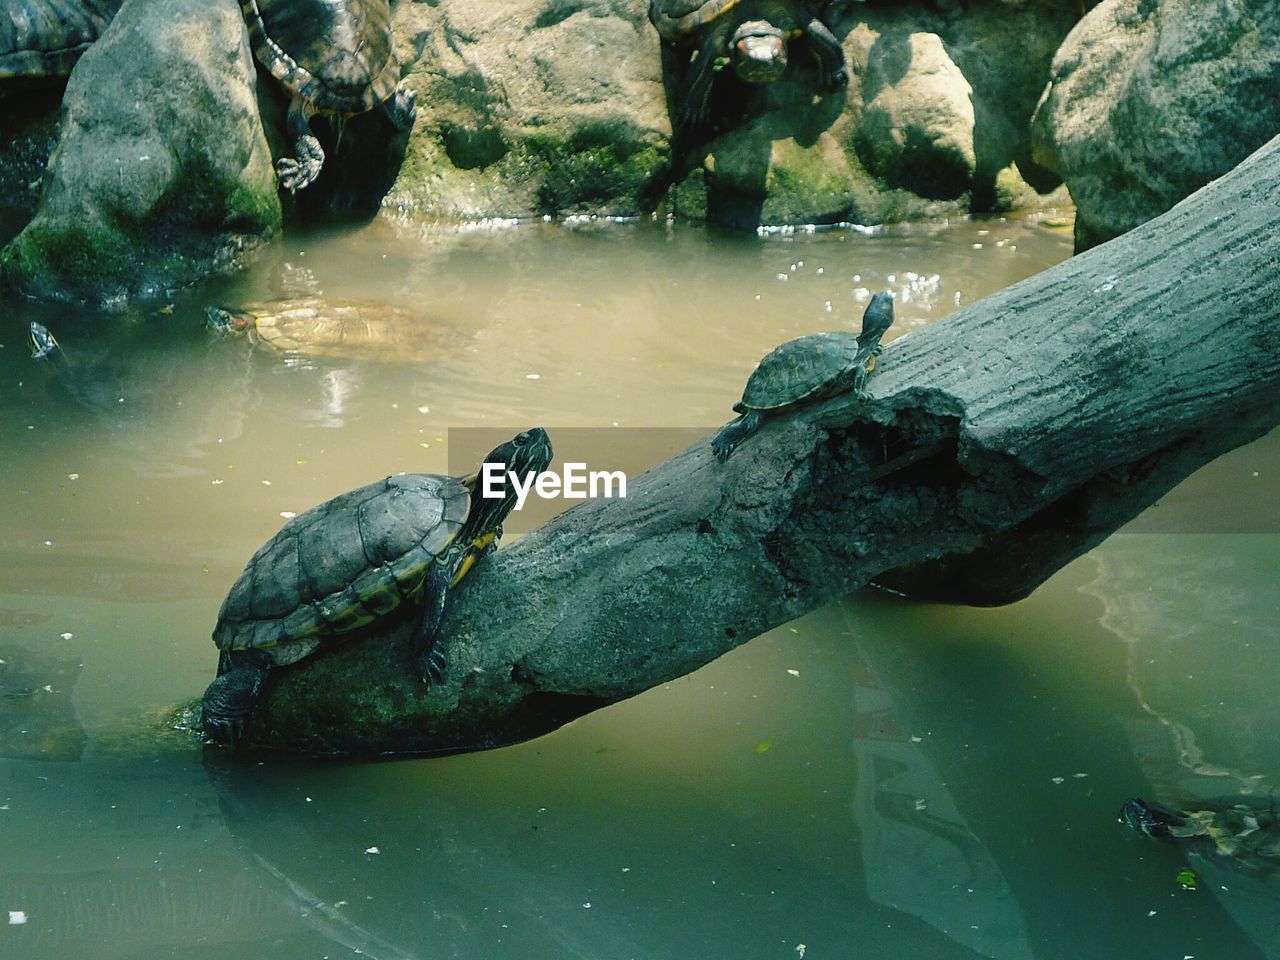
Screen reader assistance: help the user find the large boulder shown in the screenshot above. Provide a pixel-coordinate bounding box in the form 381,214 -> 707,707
0,0 -> 280,303
1031,0 -> 1280,251
385,0 -> 669,220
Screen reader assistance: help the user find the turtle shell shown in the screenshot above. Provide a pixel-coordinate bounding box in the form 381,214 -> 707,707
213,473 -> 470,667
0,0 -> 114,81
237,298 -> 426,361
738,331 -> 862,412
240,0 -> 400,115
648,0 -> 824,41
649,0 -> 747,39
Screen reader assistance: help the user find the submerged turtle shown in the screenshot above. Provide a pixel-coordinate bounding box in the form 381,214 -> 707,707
0,0 -> 116,85
240,0 -> 417,193
712,290 -> 894,461
648,0 -> 849,133
200,428 -> 553,745
1122,797 -> 1280,872
206,298 -> 445,363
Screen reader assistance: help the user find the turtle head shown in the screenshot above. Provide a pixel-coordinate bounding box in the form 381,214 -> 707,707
731,21 -> 788,84
464,428 -> 555,532
1120,797 -> 1182,839
856,290 -> 895,350
205,306 -> 253,337
28,321 -> 61,360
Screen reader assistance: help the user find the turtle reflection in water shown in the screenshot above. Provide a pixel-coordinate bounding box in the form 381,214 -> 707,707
201,428 -> 554,746
1122,797 -> 1280,873
206,299 -> 450,364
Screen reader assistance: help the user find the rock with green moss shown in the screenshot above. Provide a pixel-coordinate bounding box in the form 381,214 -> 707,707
0,0 -> 280,303
385,0 -> 670,221
1031,0 -> 1280,251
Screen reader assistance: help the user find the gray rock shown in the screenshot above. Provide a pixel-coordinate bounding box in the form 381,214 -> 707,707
0,0 -> 280,303
1031,0 -> 1280,250
386,0 -> 670,220
854,31 -> 976,201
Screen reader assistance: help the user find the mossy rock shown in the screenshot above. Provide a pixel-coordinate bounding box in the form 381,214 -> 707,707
1,0 -> 280,302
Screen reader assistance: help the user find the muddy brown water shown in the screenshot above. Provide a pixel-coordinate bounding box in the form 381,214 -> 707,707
1,217 -> 1277,959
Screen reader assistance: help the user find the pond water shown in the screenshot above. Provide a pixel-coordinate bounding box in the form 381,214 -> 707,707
1,217 -> 1277,959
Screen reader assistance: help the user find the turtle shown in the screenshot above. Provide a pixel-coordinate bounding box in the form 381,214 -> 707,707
712,289 -> 894,461
240,0 -> 417,193
200,427 -> 554,746
205,298 -> 447,364
0,0 -> 116,86
1122,797 -> 1280,872
648,0 -> 850,133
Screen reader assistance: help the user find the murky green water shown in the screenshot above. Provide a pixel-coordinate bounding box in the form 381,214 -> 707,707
1,218 -> 1277,959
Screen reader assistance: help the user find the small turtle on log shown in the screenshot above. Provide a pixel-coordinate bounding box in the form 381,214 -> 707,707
206,298 -> 449,364
648,0 -> 850,133
0,0 -> 116,86
712,290 -> 894,461
240,0 -> 417,193
1122,797 -> 1280,873
201,428 -> 554,746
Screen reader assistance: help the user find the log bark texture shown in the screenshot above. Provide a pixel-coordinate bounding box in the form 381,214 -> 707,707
241,135 -> 1280,756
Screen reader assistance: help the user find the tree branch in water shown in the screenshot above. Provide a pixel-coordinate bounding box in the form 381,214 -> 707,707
239,135 -> 1280,756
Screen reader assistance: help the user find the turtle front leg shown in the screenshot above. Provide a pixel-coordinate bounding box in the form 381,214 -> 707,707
711,410 -> 764,462
805,18 -> 847,90
201,650 -> 271,746
276,96 -> 325,194
383,83 -> 418,131
412,565 -> 451,685
680,23 -> 733,135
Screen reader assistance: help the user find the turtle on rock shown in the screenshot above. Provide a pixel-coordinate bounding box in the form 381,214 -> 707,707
240,0 -> 417,193
1122,797 -> 1279,873
200,428 -> 554,746
648,0 -> 851,133
712,290 -> 894,462
0,0 -> 117,86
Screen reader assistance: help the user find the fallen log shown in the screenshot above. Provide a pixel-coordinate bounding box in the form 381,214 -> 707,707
239,134 -> 1280,756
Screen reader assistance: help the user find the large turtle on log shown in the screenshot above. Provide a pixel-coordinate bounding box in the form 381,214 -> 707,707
201,428 -> 554,746
648,0 -> 850,133
712,290 -> 894,461
0,0 -> 116,86
240,0 -> 417,193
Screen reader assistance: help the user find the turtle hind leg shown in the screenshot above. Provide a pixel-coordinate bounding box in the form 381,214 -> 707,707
711,410 -> 764,462
276,96 -> 325,194
201,650 -> 271,746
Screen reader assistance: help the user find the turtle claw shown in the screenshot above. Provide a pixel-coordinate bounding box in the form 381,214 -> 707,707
277,134 -> 325,193
385,85 -> 417,131
202,713 -> 245,747
418,644 -> 448,687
